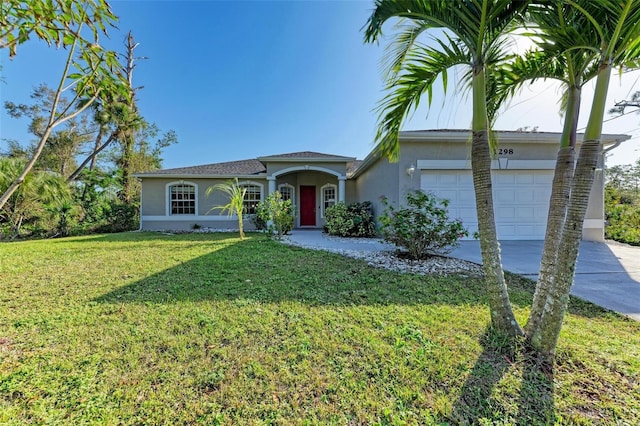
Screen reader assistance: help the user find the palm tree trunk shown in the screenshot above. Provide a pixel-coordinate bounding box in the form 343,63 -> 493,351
471,67 -> 522,336
237,214 -> 245,239
533,63 -> 612,359
526,85 -> 580,340
534,138 -> 600,358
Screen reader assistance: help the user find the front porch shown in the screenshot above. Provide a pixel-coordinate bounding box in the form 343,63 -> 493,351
266,165 -> 347,229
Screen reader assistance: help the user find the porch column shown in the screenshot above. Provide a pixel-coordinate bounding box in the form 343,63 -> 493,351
267,177 -> 276,195
338,177 -> 346,202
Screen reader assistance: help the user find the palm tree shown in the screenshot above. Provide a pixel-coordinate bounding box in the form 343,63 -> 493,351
206,178 -> 247,239
364,0 -> 528,336
532,0 -> 640,358
493,2 -> 603,341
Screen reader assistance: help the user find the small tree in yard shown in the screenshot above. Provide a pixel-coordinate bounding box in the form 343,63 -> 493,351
206,178 -> 246,239
379,191 -> 468,259
254,191 -> 294,239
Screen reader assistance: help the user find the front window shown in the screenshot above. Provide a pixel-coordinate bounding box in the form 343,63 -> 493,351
278,184 -> 294,205
242,184 -> 262,214
321,184 -> 336,217
170,184 -> 196,215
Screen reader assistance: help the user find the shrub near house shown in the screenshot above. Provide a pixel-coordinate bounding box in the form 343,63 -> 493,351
324,201 -> 376,238
253,191 -> 295,239
380,190 -> 468,259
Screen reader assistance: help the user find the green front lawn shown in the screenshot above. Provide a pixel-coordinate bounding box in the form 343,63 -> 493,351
1,232 -> 638,424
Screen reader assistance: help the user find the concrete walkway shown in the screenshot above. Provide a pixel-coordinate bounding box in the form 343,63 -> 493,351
285,230 -> 640,320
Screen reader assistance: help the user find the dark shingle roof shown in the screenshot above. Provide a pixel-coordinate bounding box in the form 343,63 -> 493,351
136,151 -> 360,178
347,160 -> 362,175
258,151 -> 355,160
136,159 -> 266,176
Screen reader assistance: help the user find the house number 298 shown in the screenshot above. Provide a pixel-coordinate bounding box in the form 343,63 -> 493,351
498,148 -> 514,155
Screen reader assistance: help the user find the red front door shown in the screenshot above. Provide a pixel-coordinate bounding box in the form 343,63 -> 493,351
300,185 -> 316,226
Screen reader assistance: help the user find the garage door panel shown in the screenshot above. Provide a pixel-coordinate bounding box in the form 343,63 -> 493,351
496,190 -> 515,202
496,207 -> 515,219
517,208 -> 535,219
437,190 -> 459,201
535,174 -> 554,184
459,190 -> 475,200
421,174 -> 438,185
495,174 -> 515,184
517,191 -> 535,202
421,169 -> 552,240
498,225 -> 516,238
459,174 -> 474,185
439,174 -> 459,184
534,189 -> 550,202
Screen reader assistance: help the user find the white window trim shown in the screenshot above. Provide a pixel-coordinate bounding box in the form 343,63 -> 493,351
238,180 -> 264,214
320,183 -> 337,218
166,181 -> 199,216
277,183 -> 295,205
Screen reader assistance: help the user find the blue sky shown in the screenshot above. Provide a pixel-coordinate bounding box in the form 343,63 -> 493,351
1,0 -> 639,169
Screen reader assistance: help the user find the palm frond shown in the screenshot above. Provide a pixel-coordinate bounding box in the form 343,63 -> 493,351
382,20 -> 430,79
374,43 -> 470,160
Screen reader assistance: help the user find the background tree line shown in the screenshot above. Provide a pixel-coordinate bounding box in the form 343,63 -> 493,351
605,157 -> 640,245
606,90 -> 640,245
0,2 -> 176,239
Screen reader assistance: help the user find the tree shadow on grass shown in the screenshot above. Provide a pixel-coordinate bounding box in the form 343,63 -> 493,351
91,236 -> 619,320
93,238 -> 499,307
50,231 -> 246,244
450,328 -> 555,424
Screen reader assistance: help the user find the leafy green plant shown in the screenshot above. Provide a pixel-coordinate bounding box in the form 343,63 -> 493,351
325,201 -> 376,237
206,178 -> 246,239
46,200 -> 81,237
605,186 -> 640,245
379,191 -> 468,259
0,157 -> 73,239
252,200 -> 269,231
94,200 -> 139,233
254,191 -> 294,239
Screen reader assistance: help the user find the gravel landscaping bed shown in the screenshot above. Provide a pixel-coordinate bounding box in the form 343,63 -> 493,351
283,235 -> 483,277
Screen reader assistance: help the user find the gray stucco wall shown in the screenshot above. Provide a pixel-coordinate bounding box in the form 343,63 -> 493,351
354,157 -> 399,219
139,177 -> 267,231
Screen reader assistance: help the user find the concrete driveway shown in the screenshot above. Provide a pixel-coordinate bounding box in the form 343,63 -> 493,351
286,230 -> 640,320
450,240 -> 640,320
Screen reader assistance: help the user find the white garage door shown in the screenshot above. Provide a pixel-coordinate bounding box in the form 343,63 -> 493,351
420,170 -> 553,240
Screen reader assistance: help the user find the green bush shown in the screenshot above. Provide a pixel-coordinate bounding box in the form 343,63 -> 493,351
93,201 -> 139,233
604,185 -> 640,246
253,191 -> 294,239
325,201 -> 376,238
252,202 -> 269,231
606,203 -> 640,246
379,191 -> 468,259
